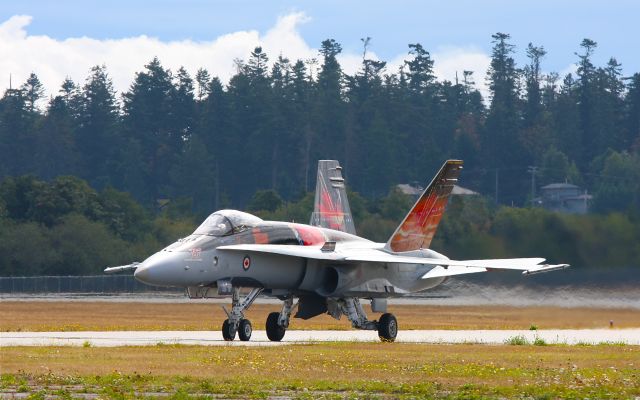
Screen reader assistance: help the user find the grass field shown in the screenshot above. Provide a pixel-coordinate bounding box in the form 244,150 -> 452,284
1,301 -> 638,332
2,343 -> 639,399
2,302 -> 639,398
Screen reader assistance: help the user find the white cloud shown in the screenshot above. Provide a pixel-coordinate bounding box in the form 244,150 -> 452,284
0,13 -> 492,103
558,63 -> 578,80
386,46 -> 492,99
433,47 -> 491,95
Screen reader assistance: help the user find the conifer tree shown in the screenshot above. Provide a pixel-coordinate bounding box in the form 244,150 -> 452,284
77,65 -> 120,189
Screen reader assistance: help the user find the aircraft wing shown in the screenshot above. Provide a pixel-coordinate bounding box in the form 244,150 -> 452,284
216,244 -> 568,276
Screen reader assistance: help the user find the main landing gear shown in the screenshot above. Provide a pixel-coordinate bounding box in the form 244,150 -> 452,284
221,287 -> 262,341
220,292 -> 397,342
265,296 -> 294,341
330,297 -> 398,342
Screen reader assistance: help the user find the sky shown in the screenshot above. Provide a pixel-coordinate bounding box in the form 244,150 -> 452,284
1,0 -> 638,100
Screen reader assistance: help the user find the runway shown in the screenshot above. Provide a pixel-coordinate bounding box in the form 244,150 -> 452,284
2,328 -> 639,347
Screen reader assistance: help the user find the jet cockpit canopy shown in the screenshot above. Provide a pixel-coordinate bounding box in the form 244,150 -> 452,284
193,209 -> 263,236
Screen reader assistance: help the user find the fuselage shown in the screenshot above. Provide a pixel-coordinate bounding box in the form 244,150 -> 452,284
134,209 -> 448,297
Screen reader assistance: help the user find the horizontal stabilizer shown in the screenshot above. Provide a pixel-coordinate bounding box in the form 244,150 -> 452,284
421,265 -> 487,279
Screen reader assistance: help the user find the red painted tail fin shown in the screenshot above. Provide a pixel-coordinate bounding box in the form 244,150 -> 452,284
309,160 -> 357,235
385,160 -> 463,252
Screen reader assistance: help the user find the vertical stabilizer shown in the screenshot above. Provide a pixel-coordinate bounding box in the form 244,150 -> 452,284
309,160 -> 357,234
385,160 -> 463,252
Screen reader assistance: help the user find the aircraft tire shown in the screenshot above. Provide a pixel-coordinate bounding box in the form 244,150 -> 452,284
377,313 -> 398,342
238,319 -> 252,341
222,319 -> 235,341
266,312 -> 286,341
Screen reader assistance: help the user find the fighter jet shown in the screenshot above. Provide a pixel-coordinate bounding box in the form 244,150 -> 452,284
105,160 -> 568,342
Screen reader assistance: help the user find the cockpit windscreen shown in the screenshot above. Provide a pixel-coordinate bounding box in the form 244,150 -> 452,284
192,210 -> 263,236
193,214 -> 232,236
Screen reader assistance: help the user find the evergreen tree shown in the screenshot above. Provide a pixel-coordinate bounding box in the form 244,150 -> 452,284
76,65 -> 120,189
122,58 -> 189,201
290,59 -> 316,192
34,93 -> 78,179
169,135 -> 216,213
592,58 -> 625,150
225,47 -> 278,202
402,43 -> 440,181
554,74 -> 581,162
483,33 -> 525,204
0,87 -> 33,176
195,68 -> 211,102
452,71 -> 483,174
196,77 -> 230,209
404,43 -> 435,93
21,73 -> 45,113
523,43 -> 546,126
345,37 -> 391,195
575,39 -> 598,168
521,43 -> 554,162
0,36 -> 637,215
624,73 -> 640,149
174,67 -> 196,136
313,39 -> 346,163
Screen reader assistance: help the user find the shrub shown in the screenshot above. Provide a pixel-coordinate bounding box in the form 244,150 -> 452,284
505,335 -> 529,345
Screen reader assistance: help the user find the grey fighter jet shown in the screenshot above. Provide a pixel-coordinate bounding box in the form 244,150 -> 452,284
105,160 -> 568,342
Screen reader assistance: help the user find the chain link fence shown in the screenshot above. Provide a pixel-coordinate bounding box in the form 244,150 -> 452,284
0,275 -> 181,294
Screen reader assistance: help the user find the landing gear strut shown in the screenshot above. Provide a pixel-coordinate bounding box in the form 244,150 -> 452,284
221,287 -> 262,341
334,298 -> 398,342
266,296 -> 295,342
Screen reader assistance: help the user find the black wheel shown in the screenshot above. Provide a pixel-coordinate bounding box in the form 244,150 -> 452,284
378,313 -> 398,342
222,319 -> 236,341
238,319 -> 252,341
266,312 -> 286,342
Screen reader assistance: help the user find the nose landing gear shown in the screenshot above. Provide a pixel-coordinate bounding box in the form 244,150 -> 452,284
238,319 -> 252,341
221,287 -> 262,341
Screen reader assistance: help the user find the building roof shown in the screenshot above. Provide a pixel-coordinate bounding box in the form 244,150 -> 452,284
451,185 -> 479,195
541,183 -> 580,190
396,184 -> 478,196
396,184 -> 423,196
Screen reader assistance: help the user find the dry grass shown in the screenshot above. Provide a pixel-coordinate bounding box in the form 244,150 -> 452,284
0,301 -> 638,332
2,344 -> 639,398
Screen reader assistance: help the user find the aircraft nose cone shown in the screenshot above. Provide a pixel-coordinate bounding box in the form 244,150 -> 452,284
133,263 -> 151,283
134,252 -> 182,287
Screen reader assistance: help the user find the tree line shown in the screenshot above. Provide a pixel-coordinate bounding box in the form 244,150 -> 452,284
0,34 -> 638,213
1,176 -> 638,276
0,175 -> 196,276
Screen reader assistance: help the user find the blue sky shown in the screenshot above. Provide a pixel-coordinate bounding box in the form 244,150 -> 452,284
1,1 -> 638,97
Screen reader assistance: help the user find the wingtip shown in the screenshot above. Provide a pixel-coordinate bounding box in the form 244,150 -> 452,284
522,263 -> 570,275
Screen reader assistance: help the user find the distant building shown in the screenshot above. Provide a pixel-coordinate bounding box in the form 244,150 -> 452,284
396,183 -> 478,199
537,183 -> 592,214
451,185 -> 479,196
396,183 -> 423,197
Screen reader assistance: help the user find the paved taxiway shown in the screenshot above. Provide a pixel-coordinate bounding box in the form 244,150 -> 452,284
2,329 -> 639,347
